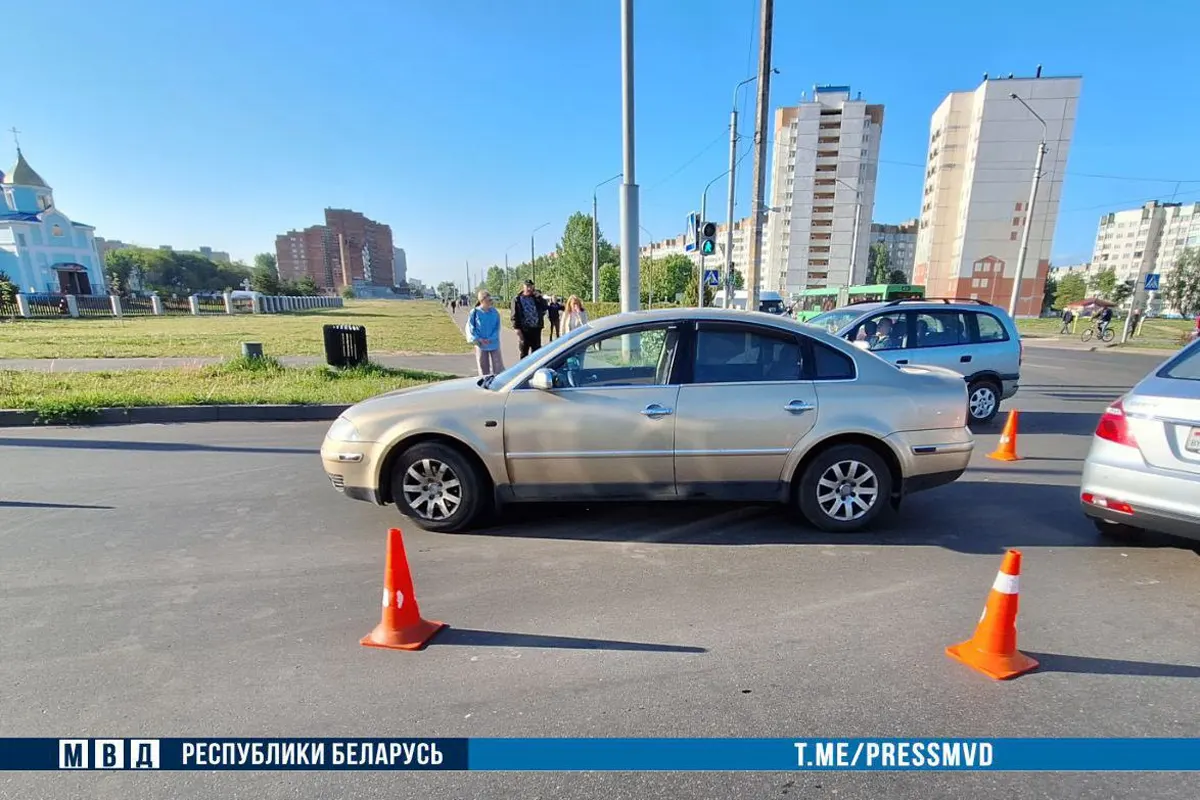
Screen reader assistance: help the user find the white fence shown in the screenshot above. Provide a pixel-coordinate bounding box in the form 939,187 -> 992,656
8,292 -> 343,319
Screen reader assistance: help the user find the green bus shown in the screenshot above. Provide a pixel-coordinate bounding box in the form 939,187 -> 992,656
792,283 -> 925,320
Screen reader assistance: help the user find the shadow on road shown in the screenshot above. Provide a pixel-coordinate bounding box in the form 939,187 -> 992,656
1025,652 -> 1200,679
1014,411 -> 1103,437
0,437 -> 316,456
432,627 -> 706,653
0,500 -> 114,510
477,481 -> 1200,555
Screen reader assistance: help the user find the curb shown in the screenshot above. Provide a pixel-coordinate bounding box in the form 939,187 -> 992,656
0,404 -> 349,428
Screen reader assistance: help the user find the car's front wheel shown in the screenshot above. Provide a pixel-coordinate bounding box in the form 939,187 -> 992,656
391,442 -> 486,533
796,444 -> 893,533
967,379 -> 1001,426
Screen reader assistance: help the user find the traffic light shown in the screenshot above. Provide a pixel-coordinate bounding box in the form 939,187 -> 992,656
699,221 -> 717,256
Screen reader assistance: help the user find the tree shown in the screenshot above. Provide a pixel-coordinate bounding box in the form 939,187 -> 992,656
436,281 -> 459,301
1112,280 -> 1134,308
598,264 -> 620,302
1043,274 -> 1058,313
886,268 -> 908,285
867,242 -> 891,284
340,284 -> 357,300
1089,267 -> 1118,300
683,272 -> 713,306
250,266 -> 281,295
295,275 -> 319,296
641,253 -> 693,305
551,212 -> 616,301
731,268 -> 746,290
254,252 -> 278,276
1162,247 -> 1200,318
0,270 -> 16,315
1055,272 -> 1087,308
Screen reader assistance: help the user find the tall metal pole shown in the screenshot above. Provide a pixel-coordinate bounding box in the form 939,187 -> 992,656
618,0 -> 639,314
1008,93 -> 1047,320
725,74 -> 764,304
530,222 -> 550,287
850,193 -> 861,283
699,192 -> 707,309
592,192 -> 600,303
744,0 -> 774,313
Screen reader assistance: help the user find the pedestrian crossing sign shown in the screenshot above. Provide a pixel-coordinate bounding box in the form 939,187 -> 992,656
1144,274 -> 1160,292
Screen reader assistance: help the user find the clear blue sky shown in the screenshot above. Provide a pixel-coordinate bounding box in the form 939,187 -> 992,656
5,0 -> 1200,287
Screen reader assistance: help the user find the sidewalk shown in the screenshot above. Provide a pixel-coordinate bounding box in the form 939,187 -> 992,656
1021,335 -> 1180,356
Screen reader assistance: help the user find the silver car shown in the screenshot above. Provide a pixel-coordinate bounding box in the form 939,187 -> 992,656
805,299 -> 1023,426
1081,338 -> 1200,542
322,308 -> 975,534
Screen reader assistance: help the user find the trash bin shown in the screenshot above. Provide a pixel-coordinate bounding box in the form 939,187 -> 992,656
323,324 -> 368,367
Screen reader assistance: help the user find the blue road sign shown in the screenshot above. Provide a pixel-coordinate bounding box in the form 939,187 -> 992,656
703,269 -> 720,287
684,212 -> 698,253
1144,273 -> 1160,292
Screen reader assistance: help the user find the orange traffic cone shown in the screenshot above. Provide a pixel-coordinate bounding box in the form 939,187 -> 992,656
360,528 -> 446,651
987,409 -> 1022,461
946,549 -> 1038,680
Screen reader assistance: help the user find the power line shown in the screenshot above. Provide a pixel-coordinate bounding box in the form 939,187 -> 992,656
644,129 -> 729,191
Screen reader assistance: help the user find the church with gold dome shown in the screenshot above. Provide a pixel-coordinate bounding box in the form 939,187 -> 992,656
0,146 -> 106,295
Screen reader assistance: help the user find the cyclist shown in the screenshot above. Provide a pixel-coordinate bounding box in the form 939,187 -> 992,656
1095,305 -> 1114,339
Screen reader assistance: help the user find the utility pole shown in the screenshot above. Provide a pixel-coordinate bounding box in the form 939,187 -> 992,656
618,0 -> 640,314
465,260 -> 471,299
744,0 -> 774,313
1008,93 -> 1047,320
530,222 -> 550,287
593,173 -> 622,303
724,73 -> 769,303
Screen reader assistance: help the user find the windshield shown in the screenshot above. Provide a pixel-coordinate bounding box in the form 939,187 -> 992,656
760,300 -> 785,314
804,308 -> 865,335
486,322 -> 594,391
1159,341 -> 1200,381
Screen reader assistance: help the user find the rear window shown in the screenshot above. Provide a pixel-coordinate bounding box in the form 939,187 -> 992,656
1159,342 -> 1200,381
975,312 -> 1009,342
810,341 -> 856,380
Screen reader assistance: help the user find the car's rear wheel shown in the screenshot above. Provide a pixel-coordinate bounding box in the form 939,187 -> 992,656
797,444 -> 892,533
967,380 -> 1001,426
391,442 -> 485,533
1091,517 -> 1141,539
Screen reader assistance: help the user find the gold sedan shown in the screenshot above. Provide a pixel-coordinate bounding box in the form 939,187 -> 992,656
321,308 -> 974,533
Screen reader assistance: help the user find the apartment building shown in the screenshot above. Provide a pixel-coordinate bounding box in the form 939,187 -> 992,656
392,246 -> 408,285
869,219 -> 919,279
274,209 -> 396,290
913,71 -> 1080,315
1091,200 -> 1200,315
762,85 -> 883,296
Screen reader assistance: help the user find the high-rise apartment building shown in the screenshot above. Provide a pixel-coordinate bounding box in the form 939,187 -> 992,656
274,209 -> 395,290
869,219 -> 919,280
763,85 -> 883,296
913,71 -> 1080,316
1090,200 -> 1200,315
392,247 -> 408,285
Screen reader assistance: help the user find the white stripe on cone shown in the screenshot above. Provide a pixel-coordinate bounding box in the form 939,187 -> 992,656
992,573 -> 1020,595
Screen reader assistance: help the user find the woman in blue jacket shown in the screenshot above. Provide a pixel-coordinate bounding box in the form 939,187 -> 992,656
467,291 -> 505,376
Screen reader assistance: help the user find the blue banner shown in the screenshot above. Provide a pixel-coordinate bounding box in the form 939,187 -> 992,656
1,738 -> 1198,772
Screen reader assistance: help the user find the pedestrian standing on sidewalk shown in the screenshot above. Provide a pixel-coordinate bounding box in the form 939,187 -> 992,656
563,295 -> 589,332
511,279 -> 547,358
546,295 -> 564,341
467,290 -> 504,376
1059,307 -> 1074,334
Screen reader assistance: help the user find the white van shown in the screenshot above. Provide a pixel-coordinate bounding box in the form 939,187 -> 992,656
711,290 -> 786,314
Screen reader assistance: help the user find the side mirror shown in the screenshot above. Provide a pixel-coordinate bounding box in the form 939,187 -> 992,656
530,368 -> 556,391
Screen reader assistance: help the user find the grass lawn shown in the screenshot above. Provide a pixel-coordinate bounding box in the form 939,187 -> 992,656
1017,316 -> 1194,349
0,299 -> 470,359
0,357 -> 450,423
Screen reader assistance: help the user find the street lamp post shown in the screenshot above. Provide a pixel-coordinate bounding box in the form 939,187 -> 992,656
530,222 -> 550,286
724,72 -> 776,302
1008,93 -> 1047,321
593,173 -> 623,303
503,241 -> 521,302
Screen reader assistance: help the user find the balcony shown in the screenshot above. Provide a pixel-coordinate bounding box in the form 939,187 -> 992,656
818,136 -> 839,144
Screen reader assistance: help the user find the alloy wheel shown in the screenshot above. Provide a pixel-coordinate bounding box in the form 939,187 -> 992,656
401,458 -> 463,521
815,459 -> 879,521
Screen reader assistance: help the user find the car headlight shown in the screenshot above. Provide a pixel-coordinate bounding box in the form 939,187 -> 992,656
326,416 -> 362,442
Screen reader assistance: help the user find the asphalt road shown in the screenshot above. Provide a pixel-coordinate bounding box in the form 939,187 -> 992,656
2,347 -> 1198,800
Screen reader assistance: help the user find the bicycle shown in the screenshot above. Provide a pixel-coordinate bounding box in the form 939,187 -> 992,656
1081,322 -> 1115,343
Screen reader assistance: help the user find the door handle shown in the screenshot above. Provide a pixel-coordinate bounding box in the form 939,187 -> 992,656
960,355 -> 973,363
784,400 -> 815,414
896,359 -> 909,365
641,404 -> 673,418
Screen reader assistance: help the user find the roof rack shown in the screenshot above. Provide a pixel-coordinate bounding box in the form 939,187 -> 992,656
883,297 -> 994,307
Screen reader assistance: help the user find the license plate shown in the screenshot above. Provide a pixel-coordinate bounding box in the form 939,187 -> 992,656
1187,427 -> 1200,454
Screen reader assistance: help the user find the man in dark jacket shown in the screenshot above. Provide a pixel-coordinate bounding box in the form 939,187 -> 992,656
511,279 -> 548,358
546,295 -> 564,340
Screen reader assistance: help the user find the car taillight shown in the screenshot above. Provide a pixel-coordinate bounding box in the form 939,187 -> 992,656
1094,398 -> 1137,448
1081,492 -> 1134,515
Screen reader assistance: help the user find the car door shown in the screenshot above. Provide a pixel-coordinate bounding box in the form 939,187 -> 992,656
502,321 -> 683,500
908,309 -> 974,374
673,320 -> 818,500
845,310 -> 913,367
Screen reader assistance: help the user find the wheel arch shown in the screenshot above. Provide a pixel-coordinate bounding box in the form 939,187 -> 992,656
787,432 -> 904,505
377,432 -> 495,505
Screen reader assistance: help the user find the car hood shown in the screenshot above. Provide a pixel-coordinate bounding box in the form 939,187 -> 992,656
374,375 -> 481,400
